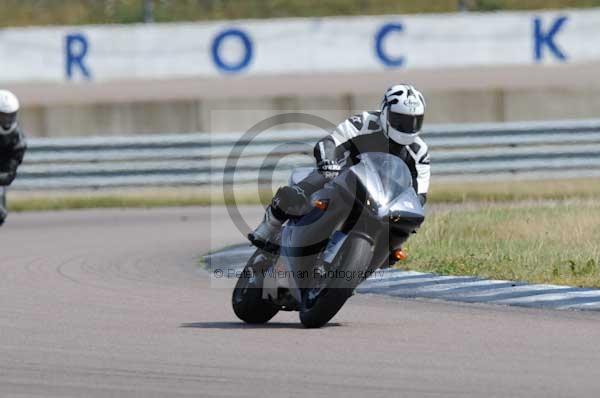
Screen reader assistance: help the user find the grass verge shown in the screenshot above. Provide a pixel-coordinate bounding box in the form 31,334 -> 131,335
8,194 -> 212,212
7,178 -> 600,212
428,178 -> 600,203
6,188 -> 260,212
403,202 -> 600,288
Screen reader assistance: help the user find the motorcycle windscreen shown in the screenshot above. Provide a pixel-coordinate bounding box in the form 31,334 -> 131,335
349,152 -> 413,208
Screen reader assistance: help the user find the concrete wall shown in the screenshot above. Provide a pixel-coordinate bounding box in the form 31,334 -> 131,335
20,101 -> 202,137
16,88 -> 600,137
5,10 -> 600,84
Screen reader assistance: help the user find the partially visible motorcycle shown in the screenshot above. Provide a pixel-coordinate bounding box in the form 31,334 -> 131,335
0,186 -> 7,226
232,152 -> 425,328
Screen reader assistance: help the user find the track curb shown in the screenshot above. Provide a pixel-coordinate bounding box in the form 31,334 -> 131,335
204,244 -> 600,311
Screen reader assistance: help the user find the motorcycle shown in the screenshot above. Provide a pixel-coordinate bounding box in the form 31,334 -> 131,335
232,152 -> 425,328
0,186 -> 7,226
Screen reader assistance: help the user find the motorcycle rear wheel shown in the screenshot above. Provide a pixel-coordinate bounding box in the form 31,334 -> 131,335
232,252 -> 279,324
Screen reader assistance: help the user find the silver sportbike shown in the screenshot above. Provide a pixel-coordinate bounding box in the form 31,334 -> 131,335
232,152 -> 425,328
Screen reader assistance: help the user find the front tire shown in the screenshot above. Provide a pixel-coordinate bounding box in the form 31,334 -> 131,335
299,234 -> 373,328
232,252 -> 279,324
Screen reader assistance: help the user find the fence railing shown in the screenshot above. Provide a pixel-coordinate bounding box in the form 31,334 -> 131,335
12,119 -> 600,190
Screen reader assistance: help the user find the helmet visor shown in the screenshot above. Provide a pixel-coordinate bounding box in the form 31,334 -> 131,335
0,112 -> 16,131
388,111 -> 423,134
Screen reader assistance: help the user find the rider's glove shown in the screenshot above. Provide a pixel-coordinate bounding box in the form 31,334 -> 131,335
273,185 -> 310,217
317,159 -> 341,179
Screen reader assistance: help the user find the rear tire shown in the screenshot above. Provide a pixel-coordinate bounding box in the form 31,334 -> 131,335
232,252 -> 279,324
299,234 -> 373,328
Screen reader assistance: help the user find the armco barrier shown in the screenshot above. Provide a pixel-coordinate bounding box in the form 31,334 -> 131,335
12,119 -> 600,190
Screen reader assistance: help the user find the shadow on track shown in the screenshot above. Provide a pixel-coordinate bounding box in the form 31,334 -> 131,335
180,321 -> 342,329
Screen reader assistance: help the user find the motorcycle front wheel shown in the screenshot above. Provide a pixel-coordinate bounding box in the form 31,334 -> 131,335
299,234 -> 373,328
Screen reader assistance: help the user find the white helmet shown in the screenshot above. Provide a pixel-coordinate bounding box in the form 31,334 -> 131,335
0,90 -> 20,135
380,84 -> 426,145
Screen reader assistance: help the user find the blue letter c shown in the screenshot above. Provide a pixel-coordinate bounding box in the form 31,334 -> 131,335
374,23 -> 405,68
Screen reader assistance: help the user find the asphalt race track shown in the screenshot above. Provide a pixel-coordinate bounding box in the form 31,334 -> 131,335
2,206 -> 600,397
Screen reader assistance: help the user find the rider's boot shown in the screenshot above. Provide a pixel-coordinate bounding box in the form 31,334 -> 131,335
248,206 -> 284,251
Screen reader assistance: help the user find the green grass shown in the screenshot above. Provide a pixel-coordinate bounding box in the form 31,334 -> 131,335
8,195 -> 211,212
6,190 -> 261,212
3,0 -> 600,27
8,178 -> 600,212
402,202 -> 600,288
429,178 -> 600,203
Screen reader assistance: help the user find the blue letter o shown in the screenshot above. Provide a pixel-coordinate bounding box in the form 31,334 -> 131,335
211,28 -> 253,73
374,23 -> 405,68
